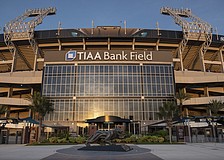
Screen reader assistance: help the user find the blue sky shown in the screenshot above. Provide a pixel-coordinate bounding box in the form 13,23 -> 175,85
0,0 -> 224,34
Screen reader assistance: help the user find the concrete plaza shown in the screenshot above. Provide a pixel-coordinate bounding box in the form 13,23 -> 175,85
0,143 -> 224,160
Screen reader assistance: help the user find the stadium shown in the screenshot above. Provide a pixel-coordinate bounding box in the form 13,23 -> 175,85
0,7 -> 224,144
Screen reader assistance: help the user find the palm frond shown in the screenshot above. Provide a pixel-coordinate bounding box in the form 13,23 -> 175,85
208,99 -> 224,116
157,101 -> 179,120
0,105 -> 7,115
176,89 -> 191,104
29,91 -> 54,117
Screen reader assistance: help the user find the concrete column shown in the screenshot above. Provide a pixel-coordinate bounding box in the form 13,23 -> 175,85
83,38 -> 86,50
108,38 -> 110,50
33,47 -> 38,72
218,46 -> 224,73
58,39 -> 62,51
7,87 -> 13,98
204,87 -> 209,97
156,39 -> 160,51
108,123 -> 110,130
11,49 -> 17,73
5,87 -> 13,118
132,38 -> 135,50
179,45 -> 184,71
29,88 -> 34,118
184,107 -> 189,117
199,46 -> 206,72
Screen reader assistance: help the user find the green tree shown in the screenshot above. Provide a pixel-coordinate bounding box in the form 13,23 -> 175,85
176,88 -> 191,117
208,99 -> 224,116
157,101 -> 179,144
29,91 -> 54,142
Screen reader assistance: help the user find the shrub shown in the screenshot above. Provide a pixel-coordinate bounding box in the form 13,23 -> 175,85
153,130 -> 168,138
148,136 -> 158,143
69,137 -> 76,143
137,136 -> 149,143
158,137 -> 165,143
75,136 -> 86,144
113,139 -> 122,143
49,137 -> 58,143
57,138 -> 68,143
41,138 -> 49,143
133,135 -> 165,144
130,135 -> 137,143
124,137 -> 132,143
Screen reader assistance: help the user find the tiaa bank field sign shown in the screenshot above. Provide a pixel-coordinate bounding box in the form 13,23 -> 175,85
65,50 -> 152,61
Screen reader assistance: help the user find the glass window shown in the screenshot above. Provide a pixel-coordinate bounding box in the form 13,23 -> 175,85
58,66 -> 62,73
43,64 -> 175,106
42,64 -> 75,97
95,66 -> 99,73
86,66 -> 90,74
100,66 -> 104,73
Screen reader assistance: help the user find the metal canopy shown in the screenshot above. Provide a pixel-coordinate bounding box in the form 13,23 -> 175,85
85,116 -> 131,123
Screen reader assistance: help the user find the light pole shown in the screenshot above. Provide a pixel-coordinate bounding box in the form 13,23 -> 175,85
187,119 -> 191,143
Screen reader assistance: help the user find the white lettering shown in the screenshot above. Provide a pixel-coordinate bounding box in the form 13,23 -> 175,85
146,51 -> 153,60
68,51 -> 153,61
110,53 -> 115,60
86,52 -> 94,60
116,53 -> 121,60
138,54 -> 144,60
122,51 -> 128,60
104,52 -> 110,60
77,52 -> 84,60
130,52 -> 137,60
94,52 -> 101,60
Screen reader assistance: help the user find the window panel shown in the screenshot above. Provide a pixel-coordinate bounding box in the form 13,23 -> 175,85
42,65 -> 75,97
43,64 -> 175,122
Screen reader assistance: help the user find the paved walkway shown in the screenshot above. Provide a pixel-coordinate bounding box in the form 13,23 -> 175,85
42,145 -> 162,160
142,143 -> 224,160
0,143 -> 224,160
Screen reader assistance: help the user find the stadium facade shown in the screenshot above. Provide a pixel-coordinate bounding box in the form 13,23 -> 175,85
0,7 -> 224,143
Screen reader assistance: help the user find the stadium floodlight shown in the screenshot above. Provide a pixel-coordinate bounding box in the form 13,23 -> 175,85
3,7 -> 56,72
161,7 -> 213,72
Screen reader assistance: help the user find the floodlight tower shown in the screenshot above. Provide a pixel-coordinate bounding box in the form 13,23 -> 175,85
4,7 -> 56,72
161,7 -> 213,72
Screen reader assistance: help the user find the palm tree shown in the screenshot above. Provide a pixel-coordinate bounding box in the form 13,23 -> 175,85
157,101 -> 179,144
29,91 -> 54,142
208,99 -> 224,116
176,88 -> 191,118
208,99 -> 224,141
0,104 -> 7,118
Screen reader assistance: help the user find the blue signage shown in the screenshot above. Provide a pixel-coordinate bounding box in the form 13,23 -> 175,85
65,50 -> 76,61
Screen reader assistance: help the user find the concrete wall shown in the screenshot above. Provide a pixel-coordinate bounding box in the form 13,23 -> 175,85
0,71 -> 42,84
184,96 -> 224,106
0,97 -> 31,106
175,71 -> 224,84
